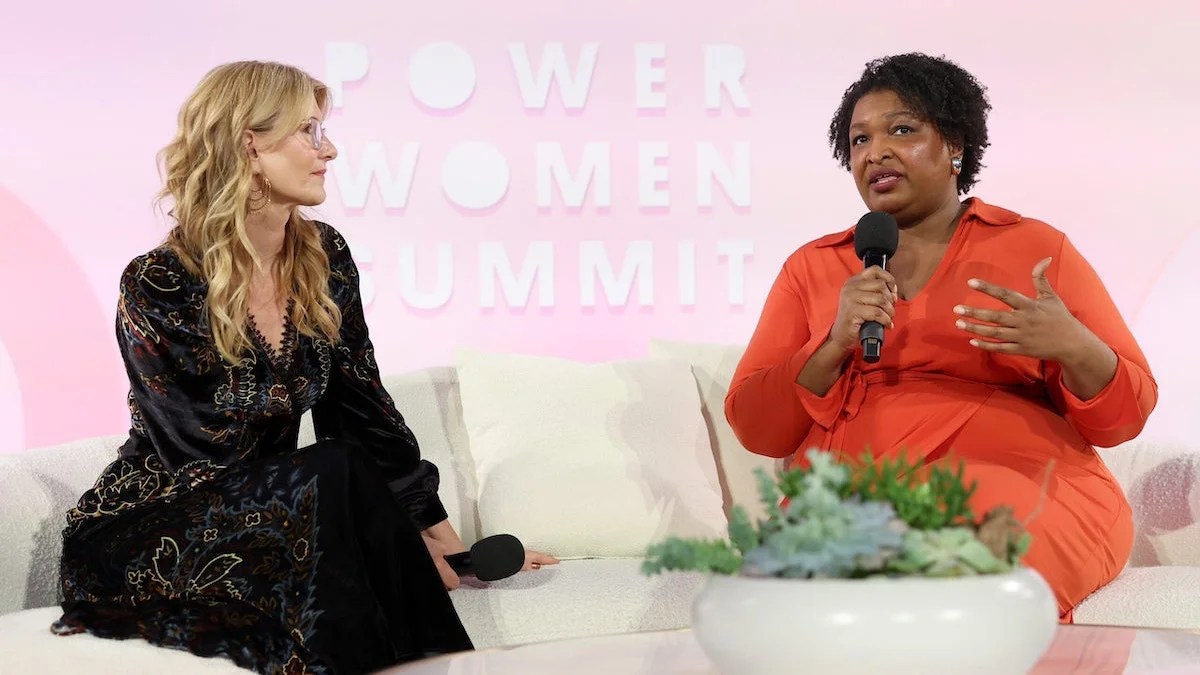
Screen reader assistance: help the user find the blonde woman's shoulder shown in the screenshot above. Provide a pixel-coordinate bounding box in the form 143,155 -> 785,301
117,245 -> 203,318
310,220 -> 347,250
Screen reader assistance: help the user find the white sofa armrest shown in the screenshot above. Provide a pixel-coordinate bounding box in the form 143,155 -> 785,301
1097,440 -> 1200,567
0,436 -> 124,614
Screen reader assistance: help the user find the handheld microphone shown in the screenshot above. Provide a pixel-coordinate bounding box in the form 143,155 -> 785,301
444,533 -> 526,581
852,211 -> 900,363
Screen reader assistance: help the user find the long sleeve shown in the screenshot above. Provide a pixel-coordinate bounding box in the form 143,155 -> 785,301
1043,236 -> 1158,447
310,225 -> 449,529
116,252 -> 240,470
725,252 -> 847,458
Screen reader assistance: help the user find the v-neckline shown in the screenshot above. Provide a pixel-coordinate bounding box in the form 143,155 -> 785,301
894,209 -> 972,306
248,298 -> 297,369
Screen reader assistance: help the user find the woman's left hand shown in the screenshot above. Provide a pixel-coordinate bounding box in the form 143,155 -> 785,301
954,257 -> 1091,363
523,550 -> 560,571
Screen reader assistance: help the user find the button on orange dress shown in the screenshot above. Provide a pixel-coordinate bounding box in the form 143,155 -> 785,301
725,198 -> 1157,619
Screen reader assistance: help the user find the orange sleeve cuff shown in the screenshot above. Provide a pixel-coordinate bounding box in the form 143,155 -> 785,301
1053,356 -> 1155,448
788,326 -> 848,431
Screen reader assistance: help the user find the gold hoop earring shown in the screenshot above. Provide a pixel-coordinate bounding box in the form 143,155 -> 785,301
249,175 -> 272,213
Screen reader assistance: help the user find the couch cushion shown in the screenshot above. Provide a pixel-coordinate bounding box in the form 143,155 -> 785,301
0,560 -> 703,668
451,558 -> 702,649
454,350 -> 727,558
0,607 -> 250,673
648,339 -> 778,522
1074,566 -> 1200,629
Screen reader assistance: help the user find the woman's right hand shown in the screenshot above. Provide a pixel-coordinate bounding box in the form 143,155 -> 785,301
422,534 -> 462,591
829,267 -> 899,354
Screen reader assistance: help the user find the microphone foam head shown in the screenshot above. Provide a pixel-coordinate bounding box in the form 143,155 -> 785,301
854,211 -> 900,259
470,533 -> 526,581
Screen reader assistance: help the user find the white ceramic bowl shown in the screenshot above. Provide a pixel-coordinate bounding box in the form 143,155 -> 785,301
692,568 -> 1058,675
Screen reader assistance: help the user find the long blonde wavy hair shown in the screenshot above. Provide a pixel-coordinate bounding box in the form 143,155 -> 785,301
157,61 -> 342,364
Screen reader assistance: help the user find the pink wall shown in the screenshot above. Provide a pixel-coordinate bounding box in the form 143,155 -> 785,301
3,1 -> 1196,453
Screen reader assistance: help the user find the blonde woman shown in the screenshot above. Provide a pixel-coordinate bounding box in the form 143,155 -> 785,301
52,61 -> 556,673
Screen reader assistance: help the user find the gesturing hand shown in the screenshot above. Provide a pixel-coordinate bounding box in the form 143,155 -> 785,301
954,257 -> 1090,362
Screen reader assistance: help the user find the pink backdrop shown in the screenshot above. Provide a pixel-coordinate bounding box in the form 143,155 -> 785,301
3,1 -> 1197,454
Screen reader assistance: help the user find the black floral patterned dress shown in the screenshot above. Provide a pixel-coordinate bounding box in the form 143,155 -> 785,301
52,221 -> 473,674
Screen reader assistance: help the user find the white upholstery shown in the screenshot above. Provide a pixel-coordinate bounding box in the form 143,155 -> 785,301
1094,440 -> 1200,567
449,559 -> 701,649
648,338 -> 779,522
1,342 -> 1198,672
1073,566 -> 1200,629
0,560 -> 701,674
1074,441 -> 1200,628
0,607 -> 249,674
0,434 -> 127,612
454,350 -> 727,557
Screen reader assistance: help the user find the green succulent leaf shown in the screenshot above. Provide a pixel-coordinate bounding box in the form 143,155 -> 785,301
642,538 -> 742,576
727,505 -> 759,554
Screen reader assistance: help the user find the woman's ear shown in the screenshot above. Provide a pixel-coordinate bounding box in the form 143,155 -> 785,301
244,130 -> 260,160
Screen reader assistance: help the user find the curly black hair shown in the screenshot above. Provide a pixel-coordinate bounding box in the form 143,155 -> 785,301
827,53 -> 992,195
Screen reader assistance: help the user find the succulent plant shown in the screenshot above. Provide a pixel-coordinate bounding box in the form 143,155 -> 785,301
642,448 -> 1032,580
741,498 -> 905,578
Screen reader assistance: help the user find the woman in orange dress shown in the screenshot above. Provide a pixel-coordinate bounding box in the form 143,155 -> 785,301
724,53 -> 1157,620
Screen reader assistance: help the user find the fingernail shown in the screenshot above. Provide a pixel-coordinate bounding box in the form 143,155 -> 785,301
955,320 -> 966,329
953,305 -> 966,315
970,339 -> 980,347
968,279 -> 981,289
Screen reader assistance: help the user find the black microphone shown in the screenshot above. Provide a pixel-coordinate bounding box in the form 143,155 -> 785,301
853,211 -> 900,363
444,533 -> 527,581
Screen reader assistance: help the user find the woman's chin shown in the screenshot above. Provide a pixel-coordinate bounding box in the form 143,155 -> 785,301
862,192 -> 904,215
299,190 -> 327,207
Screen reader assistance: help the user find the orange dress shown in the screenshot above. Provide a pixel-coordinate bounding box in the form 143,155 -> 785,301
725,198 -> 1157,619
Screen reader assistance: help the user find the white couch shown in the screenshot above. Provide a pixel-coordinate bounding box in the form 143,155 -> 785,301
2,342 -> 1199,673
